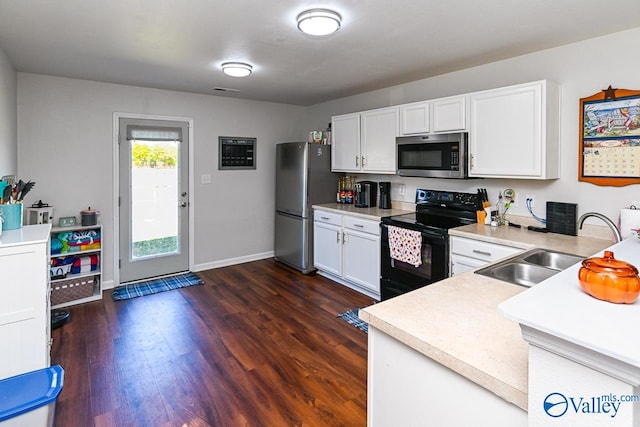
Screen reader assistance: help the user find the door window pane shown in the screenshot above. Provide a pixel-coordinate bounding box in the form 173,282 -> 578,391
130,140 -> 180,259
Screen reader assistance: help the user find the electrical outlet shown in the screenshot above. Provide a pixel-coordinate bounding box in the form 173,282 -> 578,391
399,184 -> 406,196
201,174 -> 211,184
525,194 -> 534,208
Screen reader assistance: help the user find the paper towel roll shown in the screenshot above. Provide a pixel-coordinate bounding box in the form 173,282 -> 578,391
619,208 -> 640,239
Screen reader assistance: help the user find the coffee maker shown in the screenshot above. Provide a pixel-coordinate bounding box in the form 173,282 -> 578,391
355,181 -> 377,208
379,182 -> 392,209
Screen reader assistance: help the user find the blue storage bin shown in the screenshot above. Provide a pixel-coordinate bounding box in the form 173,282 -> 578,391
0,365 -> 64,427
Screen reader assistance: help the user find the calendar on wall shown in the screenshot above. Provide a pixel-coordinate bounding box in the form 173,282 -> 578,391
579,86 -> 640,187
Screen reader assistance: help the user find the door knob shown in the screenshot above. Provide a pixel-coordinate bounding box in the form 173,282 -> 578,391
181,192 -> 187,197
180,202 -> 187,208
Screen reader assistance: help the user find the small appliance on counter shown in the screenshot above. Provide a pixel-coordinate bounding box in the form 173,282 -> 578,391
379,182 -> 392,209
25,200 -> 54,225
355,181 -> 377,208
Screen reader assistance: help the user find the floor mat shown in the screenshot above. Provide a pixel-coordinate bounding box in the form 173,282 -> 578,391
337,308 -> 368,333
112,272 -> 204,301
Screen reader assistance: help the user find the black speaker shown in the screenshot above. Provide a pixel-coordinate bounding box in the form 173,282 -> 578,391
546,201 -> 578,236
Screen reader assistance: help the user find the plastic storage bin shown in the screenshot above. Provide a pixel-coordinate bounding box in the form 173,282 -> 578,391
0,365 -> 64,427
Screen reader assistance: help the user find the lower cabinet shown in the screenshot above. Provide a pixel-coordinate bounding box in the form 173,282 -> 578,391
314,209 -> 381,299
0,224 -> 51,379
449,235 -> 523,276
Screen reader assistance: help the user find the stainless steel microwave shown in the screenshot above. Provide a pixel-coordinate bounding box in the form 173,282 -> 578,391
396,132 -> 469,179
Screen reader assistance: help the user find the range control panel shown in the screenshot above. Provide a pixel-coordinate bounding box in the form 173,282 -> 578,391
415,188 -> 480,211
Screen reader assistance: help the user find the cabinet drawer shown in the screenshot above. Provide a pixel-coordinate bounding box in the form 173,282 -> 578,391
343,216 -> 380,235
450,236 -> 522,262
314,210 -> 342,226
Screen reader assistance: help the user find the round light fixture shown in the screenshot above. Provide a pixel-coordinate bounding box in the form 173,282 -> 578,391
297,9 -> 341,36
221,62 -> 253,77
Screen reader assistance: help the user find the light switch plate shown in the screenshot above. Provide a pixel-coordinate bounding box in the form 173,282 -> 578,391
58,216 -> 77,227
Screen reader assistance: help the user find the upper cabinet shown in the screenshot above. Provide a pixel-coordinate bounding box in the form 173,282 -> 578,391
468,80 -> 560,179
400,101 -> 430,135
331,79 -> 560,180
432,95 -> 467,133
332,106 -> 398,174
331,113 -> 361,171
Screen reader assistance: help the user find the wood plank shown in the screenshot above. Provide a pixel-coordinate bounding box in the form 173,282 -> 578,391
51,259 -> 373,426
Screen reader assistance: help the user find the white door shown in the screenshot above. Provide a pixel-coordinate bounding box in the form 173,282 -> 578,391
118,117 -> 189,283
360,107 -> 399,173
343,229 -> 380,293
331,113 -> 361,172
313,221 -> 342,276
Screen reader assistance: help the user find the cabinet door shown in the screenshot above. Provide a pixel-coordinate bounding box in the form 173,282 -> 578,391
400,101 -> 430,135
433,95 -> 466,132
313,221 -> 342,276
343,229 -> 380,294
469,82 -> 543,178
361,107 -> 399,173
450,254 -> 488,277
0,243 -> 48,379
331,113 -> 361,172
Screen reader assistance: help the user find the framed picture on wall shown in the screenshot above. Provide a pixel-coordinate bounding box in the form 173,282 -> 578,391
579,86 -> 640,187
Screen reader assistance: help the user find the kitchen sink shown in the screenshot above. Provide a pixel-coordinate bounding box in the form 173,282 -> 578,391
474,248 -> 584,287
522,250 -> 584,271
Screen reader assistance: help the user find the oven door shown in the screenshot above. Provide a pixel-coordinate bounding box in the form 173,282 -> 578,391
380,223 -> 448,300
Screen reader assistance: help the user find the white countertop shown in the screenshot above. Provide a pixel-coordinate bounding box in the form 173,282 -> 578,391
0,224 -> 51,247
313,203 -> 412,221
500,237 -> 640,368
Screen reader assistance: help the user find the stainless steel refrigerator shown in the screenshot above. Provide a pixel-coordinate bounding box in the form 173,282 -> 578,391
275,142 -> 339,273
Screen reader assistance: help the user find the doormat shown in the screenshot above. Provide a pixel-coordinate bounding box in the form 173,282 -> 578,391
112,272 -> 204,301
337,308 -> 368,333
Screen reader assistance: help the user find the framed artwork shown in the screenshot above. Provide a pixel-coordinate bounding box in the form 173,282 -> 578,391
579,86 -> 640,186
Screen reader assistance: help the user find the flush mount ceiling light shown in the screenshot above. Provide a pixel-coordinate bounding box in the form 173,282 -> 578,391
221,62 -> 253,77
297,8 -> 341,36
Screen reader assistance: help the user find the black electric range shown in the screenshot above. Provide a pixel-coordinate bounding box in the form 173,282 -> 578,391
380,189 -> 480,300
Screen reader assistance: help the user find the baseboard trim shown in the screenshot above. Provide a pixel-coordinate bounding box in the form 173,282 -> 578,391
192,251 -> 274,272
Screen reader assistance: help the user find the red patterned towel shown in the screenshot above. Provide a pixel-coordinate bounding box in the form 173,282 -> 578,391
388,225 -> 423,267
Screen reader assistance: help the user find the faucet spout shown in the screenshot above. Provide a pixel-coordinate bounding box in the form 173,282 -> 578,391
578,212 -> 622,242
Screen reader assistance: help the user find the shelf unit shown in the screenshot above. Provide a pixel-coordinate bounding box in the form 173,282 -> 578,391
49,223 -> 103,308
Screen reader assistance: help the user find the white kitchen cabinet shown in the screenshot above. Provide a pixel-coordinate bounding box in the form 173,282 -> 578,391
0,224 -> 51,379
331,113 -> 361,172
432,95 -> 467,132
468,80 -> 560,179
449,235 -> 523,276
400,101 -> 430,135
313,212 -> 342,277
342,216 -> 381,294
313,209 -> 381,299
332,106 -> 398,174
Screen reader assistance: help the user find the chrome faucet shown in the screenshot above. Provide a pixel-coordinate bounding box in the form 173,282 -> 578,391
578,212 -> 622,242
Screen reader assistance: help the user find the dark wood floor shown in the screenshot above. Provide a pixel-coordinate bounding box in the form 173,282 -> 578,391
51,259 -> 374,427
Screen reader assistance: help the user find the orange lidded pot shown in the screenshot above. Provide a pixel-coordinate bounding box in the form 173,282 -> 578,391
578,251 -> 640,304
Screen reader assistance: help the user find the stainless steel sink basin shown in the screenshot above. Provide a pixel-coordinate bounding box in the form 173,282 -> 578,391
474,248 -> 584,287
521,250 -> 584,271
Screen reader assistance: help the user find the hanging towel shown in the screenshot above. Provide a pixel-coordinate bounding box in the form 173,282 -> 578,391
388,225 -> 423,267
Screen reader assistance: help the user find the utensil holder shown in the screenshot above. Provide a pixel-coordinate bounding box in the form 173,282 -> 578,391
0,203 -> 23,231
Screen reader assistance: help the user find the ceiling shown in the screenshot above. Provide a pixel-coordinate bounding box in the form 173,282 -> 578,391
2,1 -> 640,106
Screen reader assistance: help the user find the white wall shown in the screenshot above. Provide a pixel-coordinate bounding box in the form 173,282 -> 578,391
0,48 -> 17,176
17,74 -> 307,286
306,27 -> 640,230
